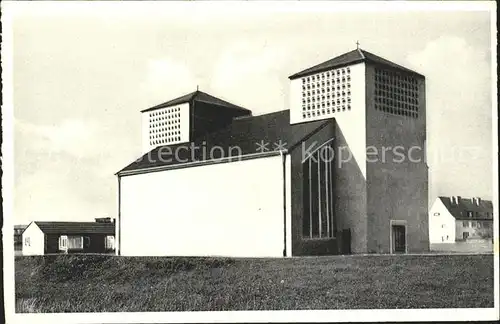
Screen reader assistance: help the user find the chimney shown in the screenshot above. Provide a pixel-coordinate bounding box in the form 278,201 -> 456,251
474,197 -> 481,205
456,196 -> 462,204
95,217 -> 112,223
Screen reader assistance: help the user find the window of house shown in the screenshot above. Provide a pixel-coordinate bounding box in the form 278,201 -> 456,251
471,221 -> 477,228
463,232 -> 469,240
467,211 -> 473,218
302,141 -> 335,239
68,236 -> 84,249
59,235 -> 68,249
24,237 -> 30,247
462,221 -> 468,227
433,212 -> 440,216
105,236 -> 115,250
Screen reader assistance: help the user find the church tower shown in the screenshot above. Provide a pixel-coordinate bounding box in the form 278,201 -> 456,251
288,46 -> 428,253
140,90 -> 251,153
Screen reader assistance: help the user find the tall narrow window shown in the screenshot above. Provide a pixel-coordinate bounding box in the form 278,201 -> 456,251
319,160 -> 328,237
302,141 -> 336,239
105,236 -> 115,250
59,235 -> 68,249
302,161 -> 311,237
310,158 -> 319,237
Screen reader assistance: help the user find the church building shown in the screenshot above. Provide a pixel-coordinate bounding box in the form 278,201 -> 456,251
116,47 -> 429,257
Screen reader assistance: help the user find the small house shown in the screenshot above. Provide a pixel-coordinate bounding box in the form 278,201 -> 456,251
22,219 -> 115,256
429,196 -> 493,249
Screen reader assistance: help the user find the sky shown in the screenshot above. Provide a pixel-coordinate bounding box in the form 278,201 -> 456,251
5,2 -> 495,224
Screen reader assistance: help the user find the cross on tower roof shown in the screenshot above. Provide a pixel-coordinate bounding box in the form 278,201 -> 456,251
356,41 -> 360,49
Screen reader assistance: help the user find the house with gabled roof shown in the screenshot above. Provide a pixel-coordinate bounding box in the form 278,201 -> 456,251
429,196 -> 494,244
116,47 -> 429,257
22,219 -> 115,255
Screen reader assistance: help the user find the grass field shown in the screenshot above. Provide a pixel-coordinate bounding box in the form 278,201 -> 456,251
15,254 -> 494,312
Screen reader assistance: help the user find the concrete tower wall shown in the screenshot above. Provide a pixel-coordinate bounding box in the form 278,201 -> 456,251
365,64 -> 429,253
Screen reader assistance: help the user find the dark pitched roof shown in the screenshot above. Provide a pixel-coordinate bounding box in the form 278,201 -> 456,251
439,197 -> 494,220
141,90 -> 251,113
289,48 -> 423,79
118,110 -> 332,174
33,221 -> 115,235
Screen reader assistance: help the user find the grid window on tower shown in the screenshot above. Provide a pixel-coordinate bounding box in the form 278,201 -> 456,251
374,68 -> 419,118
301,67 -> 352,119
148,106 -> 183,146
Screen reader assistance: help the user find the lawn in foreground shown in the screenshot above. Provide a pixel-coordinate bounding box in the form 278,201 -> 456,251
15,254 -> 494,312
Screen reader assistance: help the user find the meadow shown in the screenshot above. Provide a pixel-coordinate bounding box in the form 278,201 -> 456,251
15,254 -> 494,312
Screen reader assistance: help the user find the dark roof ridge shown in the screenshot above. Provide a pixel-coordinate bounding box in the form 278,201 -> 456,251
438,195 -> 492,203
141,90 -> 251,113
289,47 -> 423,79
289,49 -> 363,79
437,196 -> 494,220
193,90 -> 251,112
361,49 -> 423,77
141,91 -> 196,113
32,221 -> 115,235
34,221 -> 110,224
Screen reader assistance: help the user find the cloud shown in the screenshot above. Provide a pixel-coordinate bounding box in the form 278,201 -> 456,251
407,35 -> 490,112
408,36 -> 492,200
139,58 -> 199,106
14,157 -> 114,224
14,119 -> 119,223
211,41 -> 289,114
16,118 -> 102,158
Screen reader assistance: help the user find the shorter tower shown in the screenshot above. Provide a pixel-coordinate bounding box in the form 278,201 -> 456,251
141,90 -> 251,153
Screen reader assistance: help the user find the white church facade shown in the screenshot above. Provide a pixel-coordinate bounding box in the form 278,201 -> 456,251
116,47 -> 429,257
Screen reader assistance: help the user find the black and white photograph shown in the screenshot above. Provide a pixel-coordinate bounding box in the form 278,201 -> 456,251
1,1 -> 498,323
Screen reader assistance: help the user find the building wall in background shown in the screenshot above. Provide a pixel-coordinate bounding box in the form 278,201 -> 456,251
429,198 -> 456,243
22,223 -> 45,256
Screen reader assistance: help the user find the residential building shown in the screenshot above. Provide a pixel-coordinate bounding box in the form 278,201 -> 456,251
22,219 -> 115,255
429,196 -> 493,243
